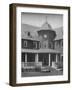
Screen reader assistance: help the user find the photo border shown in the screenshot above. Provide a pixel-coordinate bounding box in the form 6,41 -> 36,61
9,3 -> 70,86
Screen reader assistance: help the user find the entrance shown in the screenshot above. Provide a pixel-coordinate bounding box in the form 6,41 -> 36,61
39,53 -> 49,66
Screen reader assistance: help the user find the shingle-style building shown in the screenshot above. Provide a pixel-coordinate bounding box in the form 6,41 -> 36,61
21,20 -> 63,70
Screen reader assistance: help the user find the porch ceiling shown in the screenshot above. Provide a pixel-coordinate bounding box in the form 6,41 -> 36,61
21,48 -> 62,54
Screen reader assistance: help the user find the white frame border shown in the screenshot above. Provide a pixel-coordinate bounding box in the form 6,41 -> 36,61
16,7 -> 68,84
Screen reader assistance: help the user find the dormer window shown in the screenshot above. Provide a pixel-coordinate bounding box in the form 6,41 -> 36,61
28,32 -> 30,36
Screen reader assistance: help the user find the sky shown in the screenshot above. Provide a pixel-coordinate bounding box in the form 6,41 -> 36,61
21,12 -> 63,29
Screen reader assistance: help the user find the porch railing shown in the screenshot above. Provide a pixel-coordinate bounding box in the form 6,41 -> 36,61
21,62 -> 42,68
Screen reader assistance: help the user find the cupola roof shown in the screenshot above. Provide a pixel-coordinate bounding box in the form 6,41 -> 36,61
40,16 -> 52,30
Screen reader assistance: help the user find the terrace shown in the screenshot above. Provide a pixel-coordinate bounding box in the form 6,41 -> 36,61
21,62 -> 63,77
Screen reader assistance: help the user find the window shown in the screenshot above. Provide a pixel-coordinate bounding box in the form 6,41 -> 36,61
55,41 -> 60,48
33,41 -> 37,49
43,42 -> 47,48
61,40 -> 63,47
28,32 -> 30,36
23,40 -> 27,47
39,42 -> 41,48
48,43 -> 51,48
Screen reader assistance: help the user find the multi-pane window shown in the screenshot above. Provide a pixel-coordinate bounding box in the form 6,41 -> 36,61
48,42 -> 53,49
54,39 -> 63,49
22,39 -> 40,49
23,40 -> 27,47
55,41 -> 59,48
58,40 -> 61,47
33,41 -> 37,49
48,43 -> 51,49
39,42 -> 41,48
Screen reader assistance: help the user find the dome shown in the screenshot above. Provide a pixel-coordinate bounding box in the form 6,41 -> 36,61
40,22 -> 52,30
37,19 -> 56,41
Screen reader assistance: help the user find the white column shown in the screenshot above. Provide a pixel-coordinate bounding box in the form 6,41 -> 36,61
56,54 -> 58,63
25,53 -> 27,63
35,53 -> 38,63
49,54 -> 51,66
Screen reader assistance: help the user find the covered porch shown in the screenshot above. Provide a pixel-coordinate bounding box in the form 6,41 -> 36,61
21,50 -> 63,71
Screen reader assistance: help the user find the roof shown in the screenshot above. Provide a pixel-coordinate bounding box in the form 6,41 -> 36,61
21,24 -> 40,41
22,36 -> 40,41
21,23 -> 63,41
21,48 -> 62,54
40,22 -> 53,30
21,23 -> 39,32
54,27 -> 63,40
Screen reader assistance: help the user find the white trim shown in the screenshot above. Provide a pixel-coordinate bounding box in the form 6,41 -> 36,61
49,54 -> 51,66
35,53 -> 39,63
16,7 -> 68,84
56,54 -> 58,63
25,53 -> 27,63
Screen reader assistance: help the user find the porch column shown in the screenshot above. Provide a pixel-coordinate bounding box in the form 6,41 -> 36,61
56,54 -> 58,63
25,53 -> 27,63
35,53 -> 38,63
49,53 -> 51,66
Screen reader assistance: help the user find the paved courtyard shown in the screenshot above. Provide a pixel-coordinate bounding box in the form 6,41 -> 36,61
21,67 -> 63,77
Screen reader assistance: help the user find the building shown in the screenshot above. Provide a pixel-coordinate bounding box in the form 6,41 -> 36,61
54,27 -> 63,68
21,19 -> 63,71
